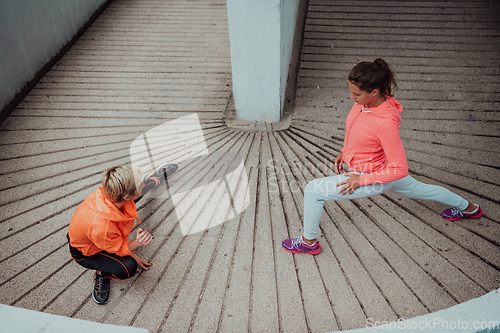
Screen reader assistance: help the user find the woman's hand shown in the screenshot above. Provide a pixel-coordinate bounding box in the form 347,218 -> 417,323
131,253 -> 152,271
336,173 -> 361,195
335,152 -> 344,174
128,228 -> 153,252
136,228 -> 153,246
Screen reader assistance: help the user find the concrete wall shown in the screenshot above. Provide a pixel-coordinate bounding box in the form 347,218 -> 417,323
0,0 -> 108,110
280,0 -> 300,109
226,0 -> 299,124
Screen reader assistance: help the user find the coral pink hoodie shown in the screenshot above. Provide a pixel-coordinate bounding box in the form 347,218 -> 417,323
341,96 -> 408,186
68,187 -> 141,257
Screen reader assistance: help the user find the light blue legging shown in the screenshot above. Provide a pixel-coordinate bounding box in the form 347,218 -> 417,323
303,174 -> 469,240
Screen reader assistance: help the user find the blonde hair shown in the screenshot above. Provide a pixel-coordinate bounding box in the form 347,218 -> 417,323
101,165 -> 139,202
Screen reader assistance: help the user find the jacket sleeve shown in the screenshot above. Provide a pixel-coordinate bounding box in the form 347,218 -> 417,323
90,223 -> 134,257
358,121 -> 408,186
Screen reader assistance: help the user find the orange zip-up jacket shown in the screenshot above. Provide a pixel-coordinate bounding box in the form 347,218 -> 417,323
68,187 -> 141,257
341,96 -> 408,186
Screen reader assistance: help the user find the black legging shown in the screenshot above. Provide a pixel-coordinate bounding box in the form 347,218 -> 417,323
67,234 -> 137,280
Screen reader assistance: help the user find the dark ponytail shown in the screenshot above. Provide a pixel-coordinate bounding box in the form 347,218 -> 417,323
348,58 -> 397,97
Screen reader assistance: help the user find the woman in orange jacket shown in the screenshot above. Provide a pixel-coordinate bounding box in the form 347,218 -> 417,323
68,163 -> 177,305
282,58 -> 483,255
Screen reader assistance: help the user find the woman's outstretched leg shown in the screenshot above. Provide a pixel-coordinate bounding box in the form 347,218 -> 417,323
389,176 -> 482,220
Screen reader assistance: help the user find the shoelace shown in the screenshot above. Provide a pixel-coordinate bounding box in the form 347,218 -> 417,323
96,276 -> 109,294
290,237 -> 303,249
450,207 -> 464,217
291,236 -> 315,249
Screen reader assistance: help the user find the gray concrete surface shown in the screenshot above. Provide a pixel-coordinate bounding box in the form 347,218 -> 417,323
0,303 -> 149,333
0,0 -> 499,332
344,289 -> 500,333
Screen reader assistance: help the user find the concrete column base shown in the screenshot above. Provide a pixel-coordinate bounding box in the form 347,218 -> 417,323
224,93 -> 292,132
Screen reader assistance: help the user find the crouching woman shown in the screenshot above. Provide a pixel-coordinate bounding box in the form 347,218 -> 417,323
67,165 -> 153,305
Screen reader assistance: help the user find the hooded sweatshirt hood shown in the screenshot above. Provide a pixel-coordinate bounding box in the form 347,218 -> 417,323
88,187 -> 138,222
358,96 -> 402,120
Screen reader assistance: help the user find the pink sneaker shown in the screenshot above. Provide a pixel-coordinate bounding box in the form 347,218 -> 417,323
282,235 -> 321,255
441,204 -> 483,221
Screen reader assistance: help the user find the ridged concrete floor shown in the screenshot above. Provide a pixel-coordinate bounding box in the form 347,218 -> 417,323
0,0 -> 499,332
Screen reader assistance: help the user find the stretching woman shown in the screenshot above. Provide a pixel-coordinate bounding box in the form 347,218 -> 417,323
282,59 -> 482,255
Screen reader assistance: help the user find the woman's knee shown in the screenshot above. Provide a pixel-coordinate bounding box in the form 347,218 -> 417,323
114,256 -> 138,280
305,177 -> 339,198
77,252 -> 138,280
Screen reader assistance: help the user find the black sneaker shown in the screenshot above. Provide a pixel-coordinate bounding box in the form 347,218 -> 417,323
139,164 -> 178,200
92,271 -> 110,305
143,163 -> 178,186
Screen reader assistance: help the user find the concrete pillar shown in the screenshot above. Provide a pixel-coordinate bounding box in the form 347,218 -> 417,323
226,0 -> 300,128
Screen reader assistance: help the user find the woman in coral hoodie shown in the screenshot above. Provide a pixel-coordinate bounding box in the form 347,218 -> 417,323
282,58 -> 482,255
